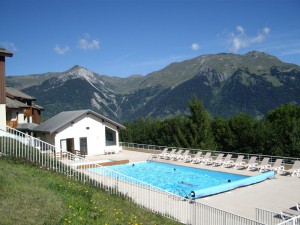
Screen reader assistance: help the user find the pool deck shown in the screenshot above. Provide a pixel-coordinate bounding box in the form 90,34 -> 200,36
85,149 -> 300,220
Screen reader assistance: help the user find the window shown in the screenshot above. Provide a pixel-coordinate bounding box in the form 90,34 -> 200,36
80,137 -> 88,154
60,139 -> 67,151
105,127 -> 116,146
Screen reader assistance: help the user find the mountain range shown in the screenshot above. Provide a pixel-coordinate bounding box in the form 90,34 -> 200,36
6,51 -> 300,122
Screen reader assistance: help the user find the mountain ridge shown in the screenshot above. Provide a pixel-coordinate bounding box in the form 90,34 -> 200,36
6,51 -> 300,121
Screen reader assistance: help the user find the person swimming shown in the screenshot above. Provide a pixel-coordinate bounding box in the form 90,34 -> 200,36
180,181 -> 194,187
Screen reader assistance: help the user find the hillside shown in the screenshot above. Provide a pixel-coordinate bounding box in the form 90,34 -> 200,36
0,157 -> 179,225
6,51 -> 300,121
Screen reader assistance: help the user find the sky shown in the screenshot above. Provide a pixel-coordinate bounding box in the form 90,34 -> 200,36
1,0 -> 300,77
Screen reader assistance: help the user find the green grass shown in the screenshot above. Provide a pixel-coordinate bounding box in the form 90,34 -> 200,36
0,157 -> 181,225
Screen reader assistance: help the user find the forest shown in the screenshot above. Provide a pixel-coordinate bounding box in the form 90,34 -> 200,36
120,97 -> 300,158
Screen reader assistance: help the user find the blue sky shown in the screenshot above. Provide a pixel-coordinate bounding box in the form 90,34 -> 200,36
1,0 -> 300,77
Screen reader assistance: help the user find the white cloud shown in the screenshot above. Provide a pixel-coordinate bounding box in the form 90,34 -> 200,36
191,43 -> 200,51
53,44 -> 70,55
0,42 -> 17,52
229,26 -> 271,52
236,26 -> 245,34
78,33 -> 100,50
251,27 -> 271,43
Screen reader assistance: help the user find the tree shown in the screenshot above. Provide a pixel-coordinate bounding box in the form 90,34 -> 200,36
227,113 -> 261,154
266,103 -> 300,157
211,116 -> 234,151
186,96 -> 216,149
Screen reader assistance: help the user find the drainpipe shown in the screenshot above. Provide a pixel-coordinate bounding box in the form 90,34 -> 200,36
0,48 -> 13,131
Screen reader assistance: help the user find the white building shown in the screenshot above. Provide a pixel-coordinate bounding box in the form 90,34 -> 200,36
33,109 -> 125,156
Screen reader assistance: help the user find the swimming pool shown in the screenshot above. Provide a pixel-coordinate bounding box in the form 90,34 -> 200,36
88,161 -> 267,198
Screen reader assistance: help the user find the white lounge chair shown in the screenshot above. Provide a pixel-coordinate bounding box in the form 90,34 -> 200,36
192,152 -> 211,164
185,152 -> 202,163
152,148 -> 168,159
170,150 -> 184,160
165,149 -> 180,160
213,154 -> 232,167
248,157 -> 270,172
160,148 -> 175,159
178,150 -> 190,161
261,158 -> 284,173
205,153 -> 223,165
223,155 -> 244,168
281,203 -> 300,220
236,156 -> 257,170
205,153 -> 224,166
283,161 -> 300,176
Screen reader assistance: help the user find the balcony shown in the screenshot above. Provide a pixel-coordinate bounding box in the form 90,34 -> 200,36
6,120 -> 18,128
23,108 -> 32,117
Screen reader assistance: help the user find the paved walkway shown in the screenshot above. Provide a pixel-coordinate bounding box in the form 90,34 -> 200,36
85,149 -> 300,220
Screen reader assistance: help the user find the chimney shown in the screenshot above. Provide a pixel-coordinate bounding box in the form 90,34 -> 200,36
0,48 -> 13,131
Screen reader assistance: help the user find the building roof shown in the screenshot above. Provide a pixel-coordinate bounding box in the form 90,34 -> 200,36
0,48 -> 13,57
32,104 -> 44,110
6,86 -> 36,100
6,97 -> 29,108
17,123 -> 39,131
33,109 -> 125,134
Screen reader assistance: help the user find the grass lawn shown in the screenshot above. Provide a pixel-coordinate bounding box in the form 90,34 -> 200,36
0,157 -> 181,225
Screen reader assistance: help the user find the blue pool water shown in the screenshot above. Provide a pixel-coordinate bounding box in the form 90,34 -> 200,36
88,161 -> 248,196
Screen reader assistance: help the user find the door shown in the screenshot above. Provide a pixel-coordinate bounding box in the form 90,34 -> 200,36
80,137 -> 88,154
66,138 -> 74,153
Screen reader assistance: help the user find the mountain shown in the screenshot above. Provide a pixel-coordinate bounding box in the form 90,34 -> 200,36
6,51 -> 300,121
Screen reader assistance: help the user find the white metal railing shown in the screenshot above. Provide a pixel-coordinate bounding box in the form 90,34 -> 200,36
120,142 -> 300,164
256,208 -> 286,225
0,127 -> 266,225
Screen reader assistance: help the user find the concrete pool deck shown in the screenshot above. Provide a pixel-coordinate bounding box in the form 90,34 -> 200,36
85,149 -> 300,220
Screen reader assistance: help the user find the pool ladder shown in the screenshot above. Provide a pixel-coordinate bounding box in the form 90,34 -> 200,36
174,189 -> 189,200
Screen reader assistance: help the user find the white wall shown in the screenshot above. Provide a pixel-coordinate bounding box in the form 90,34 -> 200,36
52,114 -> 121,155
0,104 -> 6,130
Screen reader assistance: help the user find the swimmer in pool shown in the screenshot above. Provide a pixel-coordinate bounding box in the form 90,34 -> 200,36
180,181 -> 193,187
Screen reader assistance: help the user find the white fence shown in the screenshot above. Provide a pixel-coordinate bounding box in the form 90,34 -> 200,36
0,127 -> 267,225
256,208 -> 300,225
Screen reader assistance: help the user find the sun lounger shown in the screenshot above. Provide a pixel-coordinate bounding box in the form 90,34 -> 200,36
223,155 -> 244,168
281,207 -> 300,220
205,153 -> 223,165
160,148 -> 176,159
185,151 -> 202,163
170,150 -> 184,160
213,154 -> 232,167
160,149 -> 176,159
151,148 -> 168,159
248,157 -> 270,172
192,152 -> 211,164
165,149 -> 181,160
261,158 -> 284,173
178,150 -> 190,161
236,156 -> 257,170
283,161 -> 300,176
